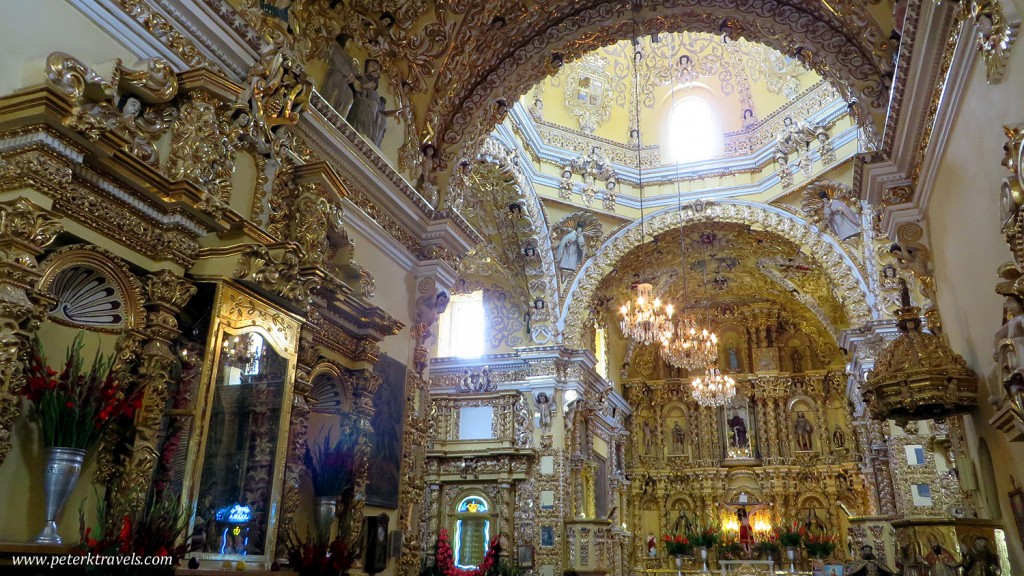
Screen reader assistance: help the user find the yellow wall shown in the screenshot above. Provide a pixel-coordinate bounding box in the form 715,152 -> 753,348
925,10 -> 1024,568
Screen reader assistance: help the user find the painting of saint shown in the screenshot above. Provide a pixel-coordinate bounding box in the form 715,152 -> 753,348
366,354 -> 407,508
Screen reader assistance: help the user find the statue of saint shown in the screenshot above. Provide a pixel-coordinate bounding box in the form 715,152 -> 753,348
321,34 -> 357,116
819,191 -> 860,241
960,536 -> 999,576
832,425 -> 846,449
728,409 -> 748,449
671,422 -> 685,453
727,346 -> 740,372
647,533 -> 657,558
556,223 -> 586,284
847,545 -> 895,576
922,533 -> 958,576
347,59 -> 382,140
795,411 -> 814,451
642,420 -> 654,455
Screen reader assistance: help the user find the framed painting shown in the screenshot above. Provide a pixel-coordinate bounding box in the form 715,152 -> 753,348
517,545 -> 534,568
366,354 -> 407,508
823,565 -> 844,576
1009,476 -> 1024,548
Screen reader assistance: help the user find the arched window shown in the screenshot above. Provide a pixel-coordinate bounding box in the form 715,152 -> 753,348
453,496 -> 490,568
666,96 -> 720,164
437,291 -> 485,358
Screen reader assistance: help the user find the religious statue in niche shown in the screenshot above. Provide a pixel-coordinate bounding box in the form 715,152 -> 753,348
411,288 -> 450,375
794,412 -> 814,451
724,400 -> 753,458
671,421 -> 685,454
791,348 -> 804,373
556,223 -> 586,284
642,420 -> 654,455
819,191 -> 861,241
647,533 -> 657,557
847,545 -> 895,576
832,425 -> 846,449
535,392 -> 554,434
552,212 -> 602,288
321,34 -> 358,117
727,346 -> 741,372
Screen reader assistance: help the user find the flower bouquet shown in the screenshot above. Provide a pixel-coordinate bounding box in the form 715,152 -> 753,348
775,523 -> 805,548
24,333 -> 139,543
23,333 -> 140,450
79,494 -> 190,575
804,533 -> 837,559
716,534 -> 744,560
285,530 -> 360,576
661,533 -> 693,556
304,426 -> 358,498
687,527 -> 721,549
754,530 -> 780,559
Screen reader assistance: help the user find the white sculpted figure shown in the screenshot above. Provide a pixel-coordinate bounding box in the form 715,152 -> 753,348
819,191 -> 860,240
321,34 -> 357,116
556,223 -> 586,284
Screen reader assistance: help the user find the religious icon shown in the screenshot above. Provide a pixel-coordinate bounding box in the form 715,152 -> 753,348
727,408 -> 748,450
671,421 -> 685,454
540,526 -> 555,548
847,545 -> 895,576
795,412 -> 814,451
922,532 -> 958,576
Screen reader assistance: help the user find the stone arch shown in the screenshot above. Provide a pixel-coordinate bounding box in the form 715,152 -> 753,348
559,200 -> 875,349
432,1 -> 889,166
470,137 -> 561,344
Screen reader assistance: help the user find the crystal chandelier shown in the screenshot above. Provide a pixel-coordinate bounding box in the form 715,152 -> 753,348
661,316 -> 718,371
691,364 -> 736,407
619,283 -> 674,346
617,14 -> 674,347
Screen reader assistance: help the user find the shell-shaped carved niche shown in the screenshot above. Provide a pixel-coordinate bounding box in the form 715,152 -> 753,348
38,246 -> 144,332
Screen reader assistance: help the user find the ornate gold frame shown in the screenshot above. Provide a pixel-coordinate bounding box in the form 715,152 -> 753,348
180,281 -> 301,567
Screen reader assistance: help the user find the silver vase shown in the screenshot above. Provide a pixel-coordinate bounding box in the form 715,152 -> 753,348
34,447 -> 87,544
699,546 -> 709,573
314,495 -> 337,541
787,546 -> 797,574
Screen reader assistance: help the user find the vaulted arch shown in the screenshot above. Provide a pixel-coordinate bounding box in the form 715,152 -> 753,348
558,200 -> 875,349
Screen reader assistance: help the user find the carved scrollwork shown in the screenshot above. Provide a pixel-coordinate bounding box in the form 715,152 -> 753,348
45,52 -> 179,166
233,244 -> 320,307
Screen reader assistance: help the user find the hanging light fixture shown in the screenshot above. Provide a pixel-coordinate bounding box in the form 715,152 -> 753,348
618,9 -> 675,347
691,364 -> 736,407
659,45 -> 717,371
662,317 -> 717,371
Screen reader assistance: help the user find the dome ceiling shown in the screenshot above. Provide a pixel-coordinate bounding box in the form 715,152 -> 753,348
524,32 -> 821,152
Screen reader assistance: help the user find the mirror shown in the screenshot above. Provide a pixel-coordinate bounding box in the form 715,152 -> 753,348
184,283 -> 300,563
193,329 -> 287,556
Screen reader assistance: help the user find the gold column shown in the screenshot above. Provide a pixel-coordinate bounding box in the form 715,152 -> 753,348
276,330 -> 319,554
107,270 -> 195,518
0,198 -> 61,468
350,368 -> 382,561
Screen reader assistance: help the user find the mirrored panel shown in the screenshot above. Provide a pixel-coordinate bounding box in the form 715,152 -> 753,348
194,329 -> 287,556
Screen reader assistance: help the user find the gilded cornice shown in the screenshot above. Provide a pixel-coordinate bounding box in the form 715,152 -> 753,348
0,138 -> 206,267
